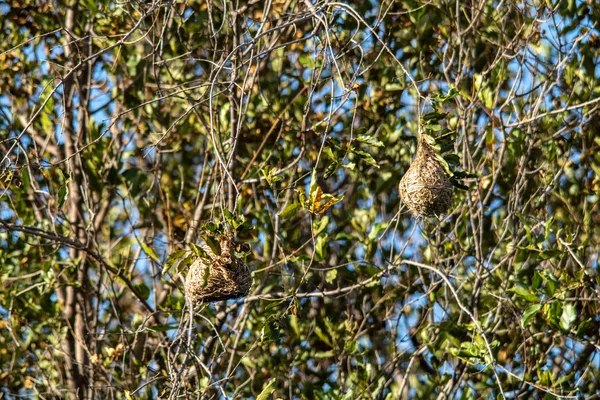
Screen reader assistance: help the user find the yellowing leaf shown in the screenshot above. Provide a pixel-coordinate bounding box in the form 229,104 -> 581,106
300,170 -> 344,214
310,192 -> 344,214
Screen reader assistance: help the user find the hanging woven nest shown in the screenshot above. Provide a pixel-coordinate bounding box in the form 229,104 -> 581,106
399,139 -> 454,217
184,234 -> 252,304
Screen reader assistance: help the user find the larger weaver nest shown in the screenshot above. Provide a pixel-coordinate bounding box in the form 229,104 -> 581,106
185,234 -> 252,304
399,139 -> 454,217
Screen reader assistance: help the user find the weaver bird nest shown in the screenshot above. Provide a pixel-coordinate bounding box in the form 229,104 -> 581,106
185,234 -> 252,304
399,139 -> 454,217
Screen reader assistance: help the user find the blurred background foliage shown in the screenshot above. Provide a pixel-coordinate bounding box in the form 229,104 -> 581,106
1,0 -> 600,398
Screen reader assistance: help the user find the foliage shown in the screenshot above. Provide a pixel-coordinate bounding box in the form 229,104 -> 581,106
1,0 -> 600,399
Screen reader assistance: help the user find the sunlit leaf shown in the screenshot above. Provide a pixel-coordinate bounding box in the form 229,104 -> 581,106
141,242 -> 160,263
279,202 -> 301,219
356,135 -> 384,147
559,303 -> 576,331
57,182 -> 69,208
521,304 -> 542,329
509,286 -> 538,303
256,378 -> 277,400
325,269 -> 337,284
351,147 -> 379,168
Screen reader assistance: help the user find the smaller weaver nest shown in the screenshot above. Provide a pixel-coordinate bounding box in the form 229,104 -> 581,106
399,139 -> 454,217
185,234 -> 252,304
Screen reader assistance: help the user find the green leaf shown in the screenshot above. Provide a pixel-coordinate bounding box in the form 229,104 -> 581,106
271,47 -> 284,71
314,326 -> 333,347
256,378 -> 277,400
423,123 -> 441,131
521,304 -> 542,329
439,142 -> 455,154
447,87 -> 460,98
279,202 -> 301,219
443,154 -> 460,167
299,54 -> 315,69
538,249 -> 563,260
223,209 -> 235,227
198,376 -> 210,390
344,339 -> 358,354
325,269 -> 337,284
190,243 -> 210,259
162,249 -> 188,275
450,178 -> 469,190
315,233 -> 328,262
452,170 -> 477,179
435,129 -> 456,141
559,303 -> 576,331
202,236 -> 221,256
57,182 -> 69,208
314,350 -> 335,358
81,0 -> 98,13
356,135 -> 384,147
298,189 -> 307,209
141,242 -> 160,263
553,372 -> 574,387
422,133 -> 437,146
539,271 -> 558,297
575,318 -> 591,337
313,216 -> 329,236
40,112 -> 53,133
21,168 -> 30,189
421,111 -> 448,122
323,146 -> 336,160
367,222 -> 388,241
134,283 -> 150,301
202,222 -> 221,233
458,342 -> 481,358
384,83 -> 404,92
324,162 -> 340,179
351,148 -> 379,167
261,166 -> 283,186
308,170 -> 319,203
149,324 -> 178,332
532,271 -> 542,291
537,369 -> 553,387
432,87 -> 460,102
450,342 -> 483,364
509,286 -> 538,303
335,232 -> 356,241
289,314 -> 300,337
545,301 -> 563,329
201,263 -> 211,288
434,153 -> 452,175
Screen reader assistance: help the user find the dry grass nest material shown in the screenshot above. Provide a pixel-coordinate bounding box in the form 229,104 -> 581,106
399,140 -> 454,217
185,235 -> 251,304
